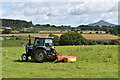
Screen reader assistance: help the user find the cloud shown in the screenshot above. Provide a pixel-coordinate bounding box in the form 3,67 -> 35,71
47,6 -> 66,17
69,2 -> 117,15
24,8 -> 38,16
77,12 -> 118,25
101,12 -> 118,19
109,3 -> 118,12
1,2 -> 118,26
1,0 -> 120,2
38,7 -> 49,15
11,3 -> 25,9
24,7 -> 49,16
23,3 -> 70,17
0,11 -> 3,16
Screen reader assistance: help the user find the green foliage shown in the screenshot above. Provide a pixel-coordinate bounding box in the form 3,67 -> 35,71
2,36 -> 120,47
89,32 -> 92,34
3,37 -> 7,40
2,19 -> 33,30
49,33 -> 60,46
109,40 -> 120,45
80,31 -> 83,34
102,40 -> 110,45
2,29 -> 11,34
96,31 -> 99,34
95,40 -> 120,45
59,31 -> 85,45
86,40 -> 97,45
27,27 -> 62,32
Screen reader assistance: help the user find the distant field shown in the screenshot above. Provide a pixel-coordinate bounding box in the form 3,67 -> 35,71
0,29 -> 4,31
39,30 -> 61,33
82,34 -> 119,40
39,30 -> 106,34
79,31 -> 106,34
0,33 -> 119,40
0,34 -> 62,37
39,31 -> 66,34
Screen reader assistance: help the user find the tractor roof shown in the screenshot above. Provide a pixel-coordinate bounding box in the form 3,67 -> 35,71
35,37 -> 54,39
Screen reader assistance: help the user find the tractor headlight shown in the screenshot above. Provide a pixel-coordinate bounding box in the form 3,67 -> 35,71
51,46 -> 55,49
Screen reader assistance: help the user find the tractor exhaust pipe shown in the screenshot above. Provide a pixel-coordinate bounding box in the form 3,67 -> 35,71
28,35 -> 31,46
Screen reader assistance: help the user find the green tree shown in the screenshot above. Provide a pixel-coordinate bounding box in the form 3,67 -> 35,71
80,31 -> 83,34
86,40 -> 97,45
2,29 -> 11,34
96,31 -> 99,34
102,40 -> 110,45
89,32 -> 92,34
109,40 -> 119,45
49,33 -> 59,46
59,31 -> 85,45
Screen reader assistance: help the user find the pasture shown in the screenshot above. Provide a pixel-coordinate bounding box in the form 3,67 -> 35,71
79,30 -> 106,34
39,31 -> 66,34
1,45 -> 118,78
82,34 -> 119,40
0,33 -> 62,37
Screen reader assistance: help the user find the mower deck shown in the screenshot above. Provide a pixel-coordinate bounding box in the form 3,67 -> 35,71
57,55 -> 76,62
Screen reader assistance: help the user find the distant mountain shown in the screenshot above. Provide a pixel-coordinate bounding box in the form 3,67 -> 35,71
88,20 -> 116,27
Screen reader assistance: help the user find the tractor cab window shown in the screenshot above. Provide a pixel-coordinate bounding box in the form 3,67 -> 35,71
45,39 -> 53,46
39,39 -> 44,46
45,39 -> 53,43
34,38 -> 44,46
34,39 -> 39,46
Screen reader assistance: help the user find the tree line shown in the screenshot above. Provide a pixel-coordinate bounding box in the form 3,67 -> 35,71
49,32 -> 120,46
1,18 -> 120,36
1,19 -> 33,29
2,31 -> 119,46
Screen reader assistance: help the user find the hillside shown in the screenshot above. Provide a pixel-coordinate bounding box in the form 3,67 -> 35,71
88,20 -> 116,27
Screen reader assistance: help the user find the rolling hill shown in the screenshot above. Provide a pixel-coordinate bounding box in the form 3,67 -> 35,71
88,20 -> 116,27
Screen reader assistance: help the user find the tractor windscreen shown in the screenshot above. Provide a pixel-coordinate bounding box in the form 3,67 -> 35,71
45,39 -> 53,46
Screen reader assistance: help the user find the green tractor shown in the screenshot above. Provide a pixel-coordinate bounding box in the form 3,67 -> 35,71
21,35 -> 59,63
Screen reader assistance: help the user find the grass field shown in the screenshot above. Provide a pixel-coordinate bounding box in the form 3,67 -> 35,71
79,31 -> 106,34
0,34 -> 62,37
39,30 -> 106,34
82,34 -> 119,40
1,45 -> 118,78
39,31 -> 66,34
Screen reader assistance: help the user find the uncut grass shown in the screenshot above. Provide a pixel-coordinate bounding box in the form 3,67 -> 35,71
1,45 -> 118,78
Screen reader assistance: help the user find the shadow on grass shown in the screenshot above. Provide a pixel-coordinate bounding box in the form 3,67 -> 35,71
13,60 -> 37,63
54,60 -> 64,63
13,60 -> 64,63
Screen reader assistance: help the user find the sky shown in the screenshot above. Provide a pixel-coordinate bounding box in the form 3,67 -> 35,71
0,0 -> 119,27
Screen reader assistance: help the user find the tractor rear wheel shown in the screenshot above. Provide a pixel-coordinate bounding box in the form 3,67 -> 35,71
34,49 -> 47,63
21,54 -> 28,61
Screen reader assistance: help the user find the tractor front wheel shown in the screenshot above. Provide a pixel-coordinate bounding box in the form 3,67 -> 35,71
21,54 -> 28,61
34,49 -> 47,63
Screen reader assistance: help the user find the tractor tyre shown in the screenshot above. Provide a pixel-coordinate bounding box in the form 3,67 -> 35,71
34,49 -> 47,63
21,54 -> 28,61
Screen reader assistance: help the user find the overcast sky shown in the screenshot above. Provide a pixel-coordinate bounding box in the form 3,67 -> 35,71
0,0 -> 119,26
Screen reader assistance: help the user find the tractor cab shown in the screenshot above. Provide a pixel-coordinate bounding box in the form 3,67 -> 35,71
22,36 -> 58,62
33,37 -> 54,50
